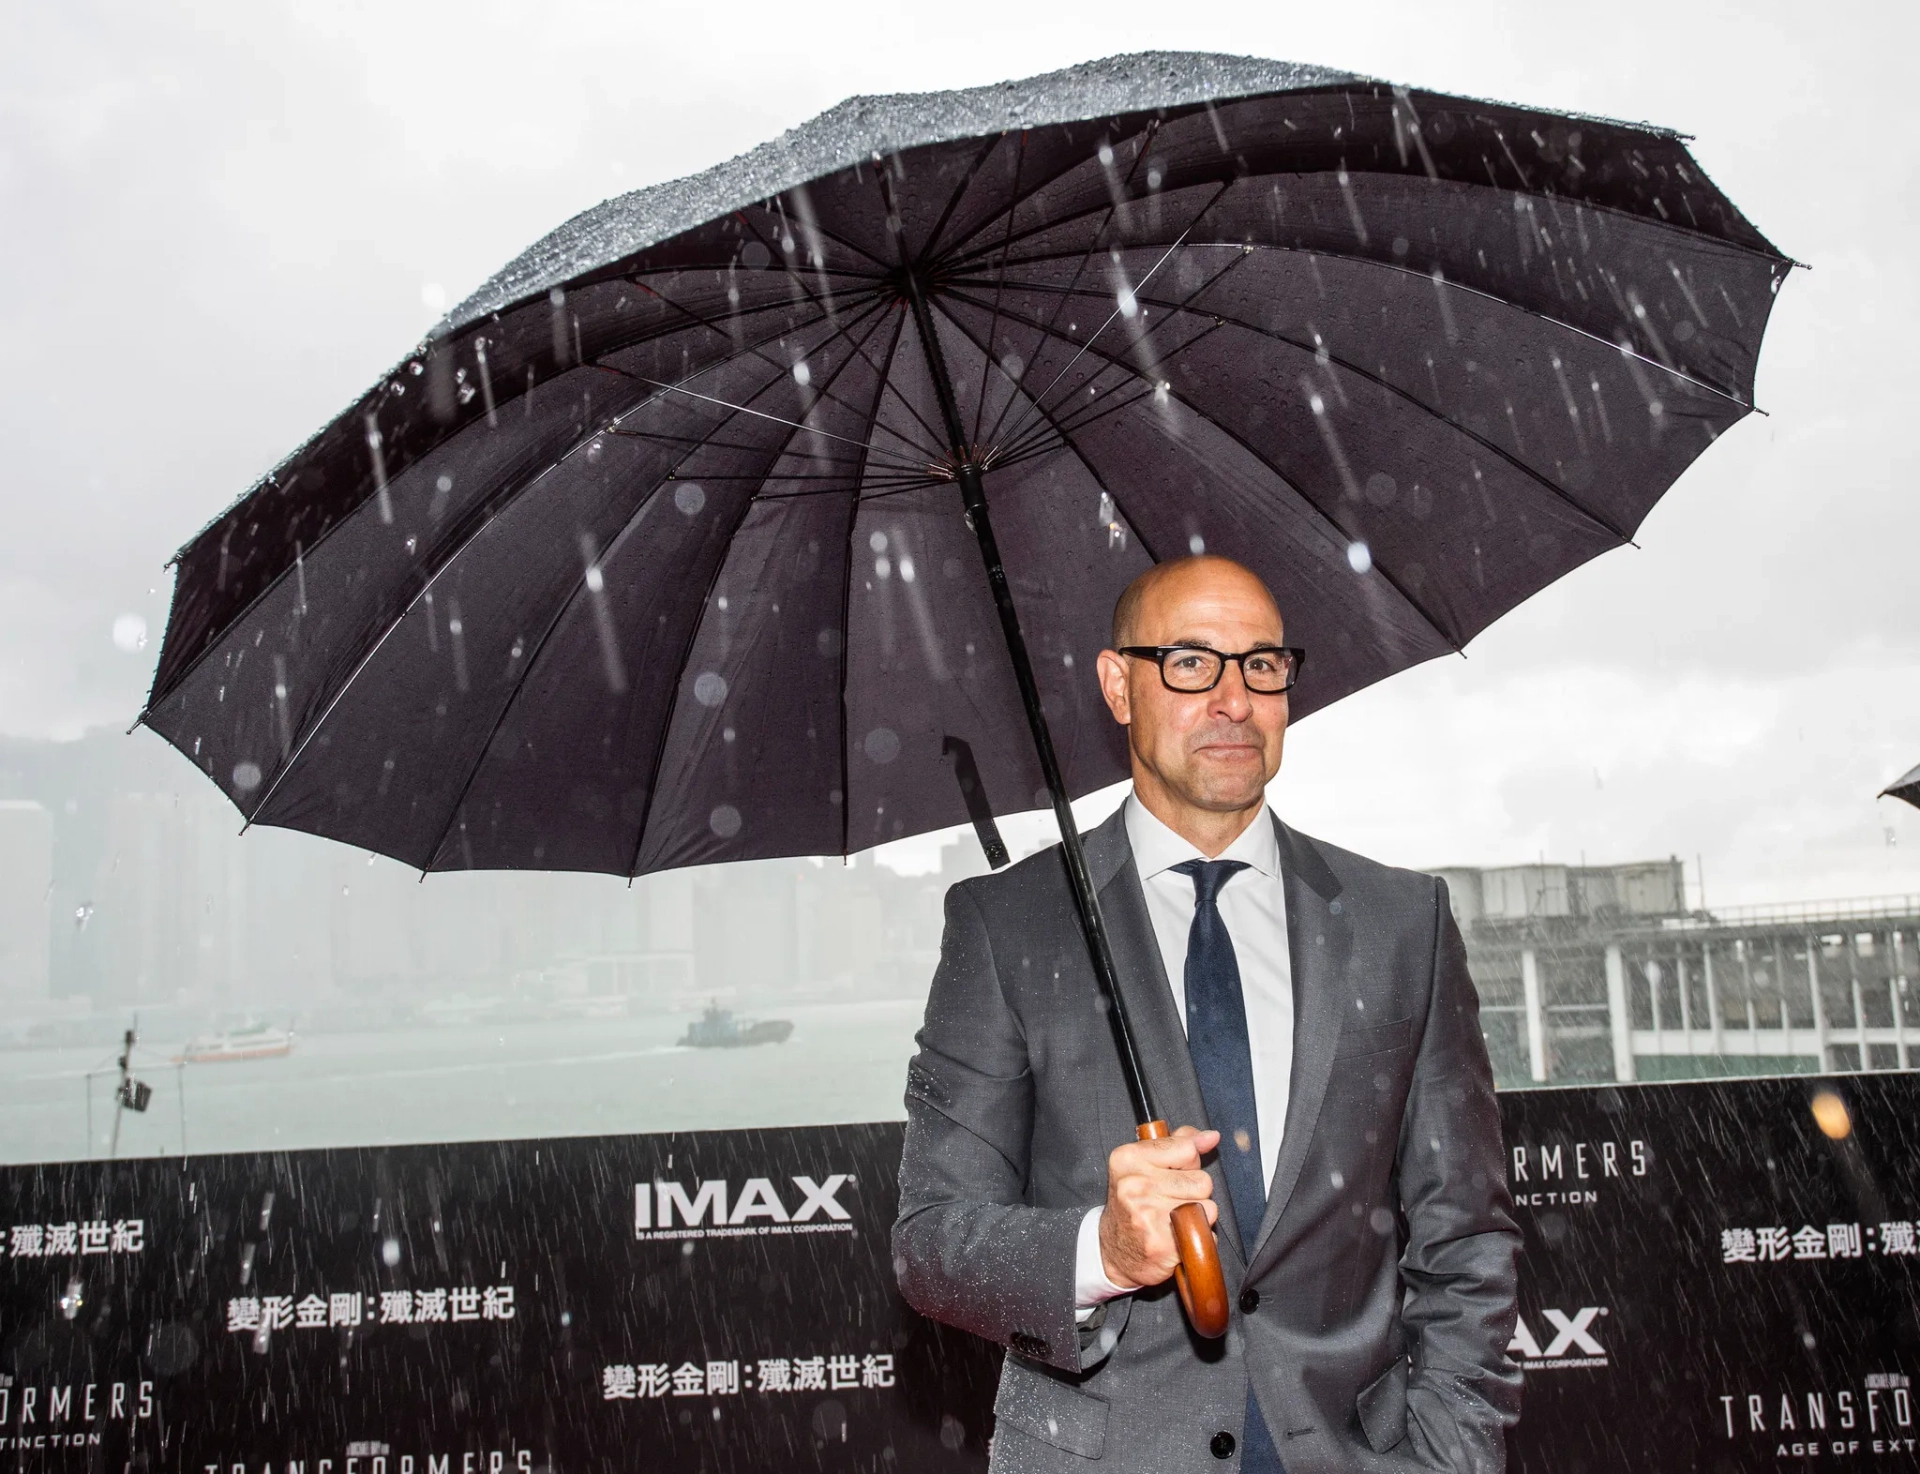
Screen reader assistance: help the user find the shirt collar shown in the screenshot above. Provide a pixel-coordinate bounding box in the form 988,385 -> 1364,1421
1124,792 -> 1280,882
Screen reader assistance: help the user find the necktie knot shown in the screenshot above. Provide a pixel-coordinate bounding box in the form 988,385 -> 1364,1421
1173,858 -> 1249,908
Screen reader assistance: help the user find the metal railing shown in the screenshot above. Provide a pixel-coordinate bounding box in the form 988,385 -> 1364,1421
1664,895 -> 1920,931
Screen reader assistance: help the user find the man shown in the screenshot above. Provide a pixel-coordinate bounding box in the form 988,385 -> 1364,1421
894,556 -> 1520,1473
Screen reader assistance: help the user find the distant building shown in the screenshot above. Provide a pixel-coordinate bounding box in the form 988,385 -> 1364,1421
1443,859 -> 1920,1087
0,801 -> 52,1000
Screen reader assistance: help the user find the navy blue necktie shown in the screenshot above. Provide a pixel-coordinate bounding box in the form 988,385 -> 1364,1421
1174,858 -> 1283,1474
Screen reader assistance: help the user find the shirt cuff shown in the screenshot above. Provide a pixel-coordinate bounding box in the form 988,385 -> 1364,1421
1073,1207 -> 1131,1316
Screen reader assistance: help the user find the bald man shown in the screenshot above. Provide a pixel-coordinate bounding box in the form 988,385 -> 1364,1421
894,557 -> 1520,1474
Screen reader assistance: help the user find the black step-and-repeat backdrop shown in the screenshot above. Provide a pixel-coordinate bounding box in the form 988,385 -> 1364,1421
2,1075 -> 1918,1470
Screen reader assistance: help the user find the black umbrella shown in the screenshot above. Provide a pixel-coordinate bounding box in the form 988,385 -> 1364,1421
1884,764 -> 1920,812
142,52 -> 1788,1335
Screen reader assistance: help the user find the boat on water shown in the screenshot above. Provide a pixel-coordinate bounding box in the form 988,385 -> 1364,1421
174,1023 -> 295,1063
678,1005 -> 793,1049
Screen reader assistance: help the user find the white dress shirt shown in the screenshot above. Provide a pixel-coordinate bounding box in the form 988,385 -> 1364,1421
1074,794 -> 1295,1309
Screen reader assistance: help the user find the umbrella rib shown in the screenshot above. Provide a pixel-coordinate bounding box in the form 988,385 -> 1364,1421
935,302 -> 1164,566
960,236 -> 1767,415
979,126 -> 1175,451
621,303 -> 897,879
240,306 -> 886,837
994,380 -> 1158,467
143,302 -> 879,721
939,113 -> 1165,269
834,308 -> 912,858
826,301 -> 957,467
1018,276 -> 1640,543
849,161 -> 1020,466
990,185 -> 1228,456
599,369 -> 927,474
622,274 -> 857,363
944,158 -> 1793,281
970,129 -> 1028,449
859,355 -> 957,472
999,239 -> 1759,413
733,200 -> 897,275
603,279 -> 944,467
989,246 -> 1253,463
428,302 -> 894,877
599,286 -> 939,467
915,134 -> 1010,270
731,207 -> 885,334
943,285 -> 1467,650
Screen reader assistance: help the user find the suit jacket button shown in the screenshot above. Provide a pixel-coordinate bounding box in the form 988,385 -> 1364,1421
1239,1288 -> 1260,1314
1210,1431 -> 1236,1459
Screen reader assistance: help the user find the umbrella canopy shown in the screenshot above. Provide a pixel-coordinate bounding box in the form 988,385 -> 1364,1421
143,51 -> 1790,879
1884,764 -> 1920,812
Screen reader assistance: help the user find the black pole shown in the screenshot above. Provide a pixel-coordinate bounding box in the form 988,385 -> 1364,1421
898,263 -> 1158,1129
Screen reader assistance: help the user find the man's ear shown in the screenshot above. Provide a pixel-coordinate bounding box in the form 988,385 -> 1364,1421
1095,648 -> 1132,727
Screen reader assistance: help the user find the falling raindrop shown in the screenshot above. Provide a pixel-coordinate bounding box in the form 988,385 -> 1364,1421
792,361 -> 811,386
1347,541 -> 1373,573
1188,533 -> 1206,555
875,556 -> 891,579
693,672 -> 728,707
709,805 -> 742,838
863,728 -> 901,764
674,483 -> 706,516
111,614 -> 148,652
364,415 -> 395,524
868,531 -> 887,552
232,761 -> 263,793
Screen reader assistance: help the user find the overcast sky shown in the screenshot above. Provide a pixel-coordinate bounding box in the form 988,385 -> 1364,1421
4,0 -> 1916,908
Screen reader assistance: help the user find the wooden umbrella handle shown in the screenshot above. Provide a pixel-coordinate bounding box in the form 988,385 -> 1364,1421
1137,1120 -> 1230,1339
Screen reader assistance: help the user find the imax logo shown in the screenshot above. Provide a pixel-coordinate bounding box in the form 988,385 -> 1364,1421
634,1175 -> 853,1240
1508,1307 -> 1608,1368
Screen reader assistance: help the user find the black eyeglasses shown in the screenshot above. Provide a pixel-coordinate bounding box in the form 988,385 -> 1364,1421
1118,645 -> 1305,694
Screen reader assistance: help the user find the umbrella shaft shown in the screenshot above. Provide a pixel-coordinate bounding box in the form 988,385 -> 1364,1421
900,271 -> 1157,1128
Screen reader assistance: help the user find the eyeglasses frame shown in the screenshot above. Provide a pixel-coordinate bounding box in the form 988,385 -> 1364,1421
1115,644 -> 1306,694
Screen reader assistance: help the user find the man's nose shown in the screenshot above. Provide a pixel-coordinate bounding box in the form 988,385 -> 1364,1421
1209,662 -> 1254,720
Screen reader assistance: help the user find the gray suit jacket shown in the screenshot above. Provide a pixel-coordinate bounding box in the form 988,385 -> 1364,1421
893,806 -> 1521,1473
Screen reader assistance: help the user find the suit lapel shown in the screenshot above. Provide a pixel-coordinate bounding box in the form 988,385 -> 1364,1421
1082,803 -> 1248,1265
1247,815 -> 1350,1275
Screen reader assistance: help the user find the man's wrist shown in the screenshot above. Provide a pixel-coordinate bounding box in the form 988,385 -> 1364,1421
1074,1207 -> 1132,1309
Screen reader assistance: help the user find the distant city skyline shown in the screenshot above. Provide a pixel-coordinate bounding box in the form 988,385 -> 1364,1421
1,722 -> 1910,1045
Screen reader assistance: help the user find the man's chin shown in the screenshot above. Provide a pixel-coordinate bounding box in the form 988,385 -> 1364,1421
1179,778 -> 1270,814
